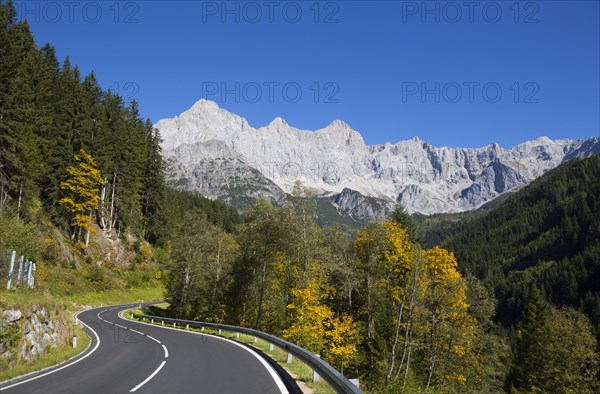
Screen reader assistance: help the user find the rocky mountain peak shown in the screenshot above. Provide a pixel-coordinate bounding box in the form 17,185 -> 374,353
157,99 -> 600,215
268,116 -> 287,127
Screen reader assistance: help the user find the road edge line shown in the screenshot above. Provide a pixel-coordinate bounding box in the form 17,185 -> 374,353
0,307 -> 103,391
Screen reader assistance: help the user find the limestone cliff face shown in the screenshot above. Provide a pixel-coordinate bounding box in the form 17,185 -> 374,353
157,99 -> 600,216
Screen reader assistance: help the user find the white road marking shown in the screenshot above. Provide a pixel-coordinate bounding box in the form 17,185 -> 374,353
162,345 -> 169,358
130,329 -> 144,335
146,335 -> 161,344
129,360 -> 166,392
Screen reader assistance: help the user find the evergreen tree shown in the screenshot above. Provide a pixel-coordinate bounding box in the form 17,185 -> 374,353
511,287 -> 549,390
390,203 -> 419,242
141,123 -> 166,244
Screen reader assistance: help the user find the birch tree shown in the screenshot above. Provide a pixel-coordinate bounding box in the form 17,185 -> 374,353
59,149 -> 104,248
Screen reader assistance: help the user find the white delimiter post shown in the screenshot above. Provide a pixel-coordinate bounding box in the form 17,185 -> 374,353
286,353 -> 293,363
73,335 -> 77,348
313,355 -> 321,383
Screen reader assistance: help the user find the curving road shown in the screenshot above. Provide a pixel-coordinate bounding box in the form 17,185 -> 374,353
0,303 -> 292,394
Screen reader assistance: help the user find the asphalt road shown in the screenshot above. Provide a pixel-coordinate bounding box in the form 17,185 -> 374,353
0,303 -> 291,394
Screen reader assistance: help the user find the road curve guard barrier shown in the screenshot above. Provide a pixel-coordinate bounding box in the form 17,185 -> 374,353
135,313 -> 363,394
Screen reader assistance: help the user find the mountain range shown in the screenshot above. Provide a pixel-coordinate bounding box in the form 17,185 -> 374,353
156,99 -> 600,219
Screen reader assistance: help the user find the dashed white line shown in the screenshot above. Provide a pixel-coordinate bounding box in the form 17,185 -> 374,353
161,345 -> 169,358
146,335 -> 161,344
129,361 -> 166,392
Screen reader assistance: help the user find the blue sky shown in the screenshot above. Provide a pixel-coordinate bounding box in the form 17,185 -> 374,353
18,0 -> 600,147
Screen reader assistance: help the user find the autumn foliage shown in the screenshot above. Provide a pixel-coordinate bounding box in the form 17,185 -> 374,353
59,149 -> 105,247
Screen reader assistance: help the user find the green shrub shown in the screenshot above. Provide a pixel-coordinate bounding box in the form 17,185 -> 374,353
88,265 -> 104,283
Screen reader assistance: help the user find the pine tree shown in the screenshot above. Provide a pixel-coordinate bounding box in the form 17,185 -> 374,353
511,287 -> 549,390
141,123 -> 166,244
44,57 -> 79,213
390,203 -> 419,242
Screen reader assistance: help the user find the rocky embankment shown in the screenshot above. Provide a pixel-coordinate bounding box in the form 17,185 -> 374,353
0,307 -> 71,367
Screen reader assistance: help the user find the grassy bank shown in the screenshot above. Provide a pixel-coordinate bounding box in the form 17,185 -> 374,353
0,286 -> 163,310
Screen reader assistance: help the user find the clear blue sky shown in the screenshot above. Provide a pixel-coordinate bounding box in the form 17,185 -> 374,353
18,0 -> 600,147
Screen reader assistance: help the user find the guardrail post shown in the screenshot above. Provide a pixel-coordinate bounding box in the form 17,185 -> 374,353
313,355 -> 321,383
286,353 -> 293,363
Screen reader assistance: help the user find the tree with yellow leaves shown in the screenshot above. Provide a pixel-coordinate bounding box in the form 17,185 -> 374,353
283,278 -> 359,370
422,247 -> 478,389
283,279 -> 334,353
325,312 -> 359,373
59,149 -> 105,248
354,220 -> 479,389
381,221 -> 416,383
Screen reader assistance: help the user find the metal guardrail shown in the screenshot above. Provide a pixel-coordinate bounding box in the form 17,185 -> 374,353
135,313 -> 363,394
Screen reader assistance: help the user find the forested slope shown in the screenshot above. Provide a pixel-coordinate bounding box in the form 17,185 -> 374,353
418,154 -> 600,332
